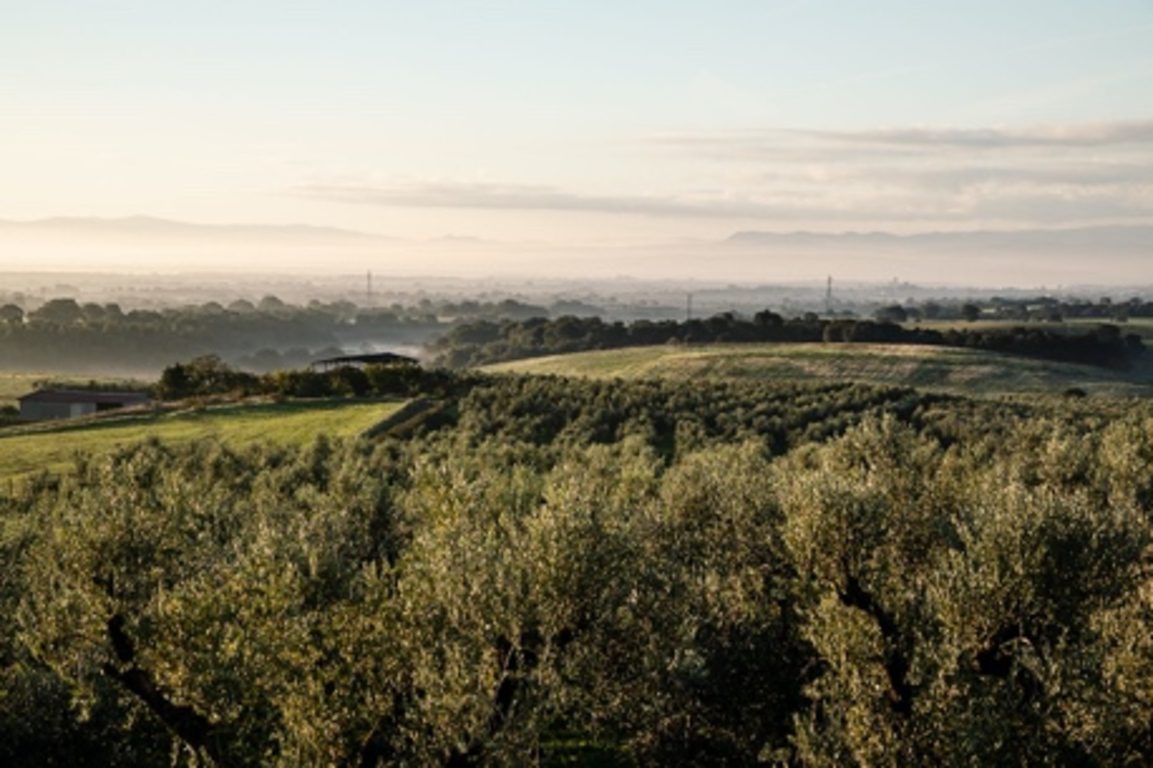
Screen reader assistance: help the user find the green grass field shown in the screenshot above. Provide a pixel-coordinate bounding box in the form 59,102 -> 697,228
0,399 -> 405,484
485,343 -> 1153,398
0,372 -> 58,409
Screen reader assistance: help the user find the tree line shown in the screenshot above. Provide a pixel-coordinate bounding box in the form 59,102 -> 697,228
429,311 -> 1146,369
882,295 -> 1153,323
0,296 -> 557,374
4,294 -> 1147,375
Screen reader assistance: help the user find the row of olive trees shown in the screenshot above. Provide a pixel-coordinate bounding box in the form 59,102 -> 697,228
3,391 -> 1152,765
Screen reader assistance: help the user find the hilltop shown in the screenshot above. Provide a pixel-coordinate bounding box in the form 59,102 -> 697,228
484,342 -> 1153,398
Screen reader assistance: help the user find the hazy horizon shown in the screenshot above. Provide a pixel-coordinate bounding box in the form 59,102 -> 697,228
3,2 -> 1151,284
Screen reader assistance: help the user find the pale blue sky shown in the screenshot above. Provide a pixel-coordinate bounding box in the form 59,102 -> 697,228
1,1 -> 1152,276
7,2 -> 1152,127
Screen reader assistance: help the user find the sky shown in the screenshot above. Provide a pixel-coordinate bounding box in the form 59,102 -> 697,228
2,1 -> 1152,283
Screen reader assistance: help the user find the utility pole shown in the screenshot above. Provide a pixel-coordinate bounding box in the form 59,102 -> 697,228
825,275 -> 833,316
366,270 -> 373,305
686,292 -> 693,322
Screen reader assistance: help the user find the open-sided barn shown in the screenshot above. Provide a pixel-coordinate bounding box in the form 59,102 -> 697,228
310,352 -> 419,370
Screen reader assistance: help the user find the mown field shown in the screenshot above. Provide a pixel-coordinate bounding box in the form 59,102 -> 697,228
485,342 -> 1153,397
0,399 -> 405,483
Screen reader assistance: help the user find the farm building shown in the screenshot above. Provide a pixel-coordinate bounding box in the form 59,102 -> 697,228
18,389 -> 152,421
310,351 -> 420,371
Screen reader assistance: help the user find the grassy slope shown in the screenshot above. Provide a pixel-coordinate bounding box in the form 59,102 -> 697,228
485,343 -> 1153,397
0,371 -> 151,409
0,399 -> 404,483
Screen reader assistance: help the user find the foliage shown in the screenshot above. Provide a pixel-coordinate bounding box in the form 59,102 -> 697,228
155,358 -> 462,401
2,371 -> 1153,765
429,312 -> 1146,370
0,294 -> 565,375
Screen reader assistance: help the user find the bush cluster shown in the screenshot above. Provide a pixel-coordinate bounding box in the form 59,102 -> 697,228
156,354 -> 461,401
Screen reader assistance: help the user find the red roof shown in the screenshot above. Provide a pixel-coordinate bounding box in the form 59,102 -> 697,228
19,389 -> 151,406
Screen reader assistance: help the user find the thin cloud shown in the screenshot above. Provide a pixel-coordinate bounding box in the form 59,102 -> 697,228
801,120 -> 1153,148
306,179 -> 1102,224
299,181 -> 854,220
887,163 -> 1153,189
787,162 -> 1153,197
642,121 -> 1153,228
300,117 -> 1153,232
652,120 -> 1153,158
297,176 -> 1153,229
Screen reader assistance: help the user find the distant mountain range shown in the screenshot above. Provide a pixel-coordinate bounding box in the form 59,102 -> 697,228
0,216 -> 389,243
4,216 -> 1148,253
726,225 -> 1153,251
1,216 -> 1148,284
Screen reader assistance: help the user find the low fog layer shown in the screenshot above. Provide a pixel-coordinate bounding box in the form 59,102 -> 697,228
1,217 -> 1149,288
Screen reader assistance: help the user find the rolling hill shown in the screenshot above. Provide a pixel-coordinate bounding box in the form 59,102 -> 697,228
484,342 -> 1153,398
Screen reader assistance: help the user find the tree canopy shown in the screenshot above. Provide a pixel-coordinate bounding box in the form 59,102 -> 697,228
3,371 -> 1153,765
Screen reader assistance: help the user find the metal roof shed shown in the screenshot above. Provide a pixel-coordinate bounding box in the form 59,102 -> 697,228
18,389 -> 152,421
